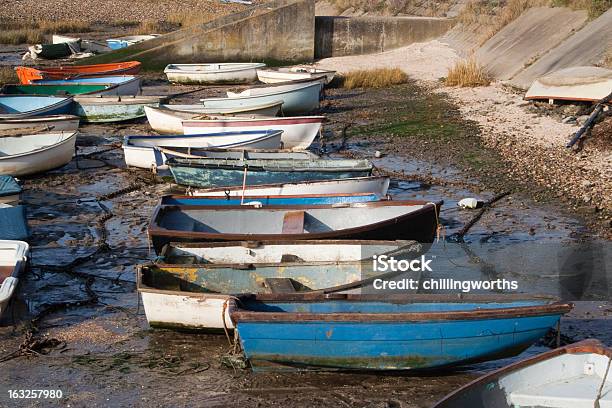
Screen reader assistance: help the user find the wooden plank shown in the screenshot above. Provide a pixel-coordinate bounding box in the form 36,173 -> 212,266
264,278 -> 297,293
281,211 -> 304,234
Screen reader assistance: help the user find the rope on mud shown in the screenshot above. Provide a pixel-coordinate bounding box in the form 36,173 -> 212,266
449,191 -> 511,242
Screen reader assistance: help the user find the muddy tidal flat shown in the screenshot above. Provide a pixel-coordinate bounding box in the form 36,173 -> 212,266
0,79 -> 610,408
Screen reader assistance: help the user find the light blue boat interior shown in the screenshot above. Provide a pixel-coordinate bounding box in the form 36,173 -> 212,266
0,96 -> 70,113
34,76 -> 135,85
161,193 -> 381,206
106,40 -> 129,50
239,299 -> 552,313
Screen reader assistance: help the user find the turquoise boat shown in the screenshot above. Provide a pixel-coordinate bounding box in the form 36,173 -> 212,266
167,157 -> 373,188
72,95 -> 165,123
2,83 -> 112,96
32,76 -> 142,96
160,192 -> 383,206
0,95 -> 73,119
230,294 -> 573,372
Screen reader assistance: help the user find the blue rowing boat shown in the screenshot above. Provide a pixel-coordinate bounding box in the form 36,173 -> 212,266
160,192 -> 384,206
0,95 -> 73,119
230,294 -> 573,372
167,157 -> 373,188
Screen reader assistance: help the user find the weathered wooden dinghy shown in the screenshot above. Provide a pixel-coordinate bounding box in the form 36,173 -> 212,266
138,240 -> 421,330
434,339 -> 611,408
230,294 -> 573,372
0,131 -> 77,176
189,176 -> 391,198
15,62 -> 142,84
182,115 -> 324,150
164,63 -> 266,84
144,102 -> 283,134
0,240 -> 29,317
0,176 -> 21,205
122,131 -> 285,169
201,81 -> 321,115
0,115 -> 79,133
167,156 -> 373,188
148,200 -> 441,252
257,67 -> 336,84
72,95 -> 165,123
161,192 -> 384,207
0,96 -> 73,119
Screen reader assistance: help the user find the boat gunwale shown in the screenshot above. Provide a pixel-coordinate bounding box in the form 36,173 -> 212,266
166,157 -> 372,171
148,200 -> 442,242
431,339 -> 611,407
151,100 -> 284,115
0,114 -> 80,124
0,96 -> 73,119
164,63 -> 267,75
73,95 -> 167,105
182,115 -> 326,127
202,80 -> 322,102
161,192 -> 385,202
0,131 -> 77,160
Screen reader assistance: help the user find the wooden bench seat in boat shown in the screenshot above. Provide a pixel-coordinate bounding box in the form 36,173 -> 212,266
281,211 -> 304,234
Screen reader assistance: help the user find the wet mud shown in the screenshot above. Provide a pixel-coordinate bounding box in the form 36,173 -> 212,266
0,79 -> 609,407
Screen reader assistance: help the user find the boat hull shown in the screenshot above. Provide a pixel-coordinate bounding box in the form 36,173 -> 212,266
182,116 -> 324,150
0,115 -> 80,132
164,63 -> 266,84
15,62 -> 141,84
191,177 -> 391,197
72,96 -> 164,123
0,96 -> 73,119
33,76 -> 142,96
231,295 -> 572,372
145,103 -> 283,134
161,193 -> 382,206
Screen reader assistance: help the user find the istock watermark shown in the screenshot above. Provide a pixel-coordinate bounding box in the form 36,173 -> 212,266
372,254 -> 433,272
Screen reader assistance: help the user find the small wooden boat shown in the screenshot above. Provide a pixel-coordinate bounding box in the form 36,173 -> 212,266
182,115 -> 325,150
144,102 -> 284,134
164,63 -> 266,84
230,293 -> 573,372
16,62 -> 142,84
201,81 -> 321,115
0,205 -> 29,240
32,75 -> 141,96
257,67 -> 336,84
148,200 -> 441,253
0,240 -> 29,317
0,96 -> 73,119
434,339 -> 611,408
138,240 -> 421,330
190,176 -> 391,198
123,131 -> 285,169
72,95 -> 165,123
525,66 -> 612,103
167,156 -> 373,188
106,35 -> 160,50
2,83 -> 114,96
0,115 -> 79,133
160,192 -> 384,206
0,176 -> 21,205
0,131 -> 77,176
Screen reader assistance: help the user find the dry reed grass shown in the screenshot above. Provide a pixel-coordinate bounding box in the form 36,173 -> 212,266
0,18 -> 91,44
341,68 -> 409,89
445,57 -> 491,87
552,0 -> 611,17
166,11 -> 215,27
131,20 -> 175,34
0,67 -> 17,86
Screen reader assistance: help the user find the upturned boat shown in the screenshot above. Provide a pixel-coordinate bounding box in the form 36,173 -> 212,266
434,339 -> 611,408
189,176 -> 391,198
0,131 -> 77,176
257,67 -> 336,84
144,102 -> 283,134
0,96 -> 73,119
0,240 -> 29,317
164,63 -> 266,84
160,192 -> 384,207
182,115 -> 324,150
166,156 -> 372,188
0,176 -> 21,205
72,95 -> 165,123
15,62 -> 142,84
201,81 -> 321,115
230,293 -> 573,371
148,200 -> 441,253
138,240 -> 422,330
123,131 -> 285,169
0,115 -> 79,133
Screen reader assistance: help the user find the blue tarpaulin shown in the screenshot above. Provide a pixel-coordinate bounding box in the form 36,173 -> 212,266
0,176 -> 22,198
0,205 -> 29,240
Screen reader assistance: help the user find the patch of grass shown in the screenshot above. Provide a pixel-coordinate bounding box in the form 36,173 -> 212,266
0,29 -> 45,45
109,20 -> 141,27
604,48 -> 612,68
552,0 -> 611,17
38,20 -> 92,34
131,20 -> 174,35
0,18 -> 91,44
445,57 -> 491,87
166,11 -> 215,27
0,67 -> 17,85
341,68 -> 408,89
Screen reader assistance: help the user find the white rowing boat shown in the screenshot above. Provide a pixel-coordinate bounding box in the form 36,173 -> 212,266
0,115 -> 80,133
0,240 -> 29,317
0,131 -> 77,176
164,63 -> 266,84
144,101 -> 283,134
257,67 -> 336,84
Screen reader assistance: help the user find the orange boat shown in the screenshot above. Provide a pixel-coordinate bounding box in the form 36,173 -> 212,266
16,61 -> 142,84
